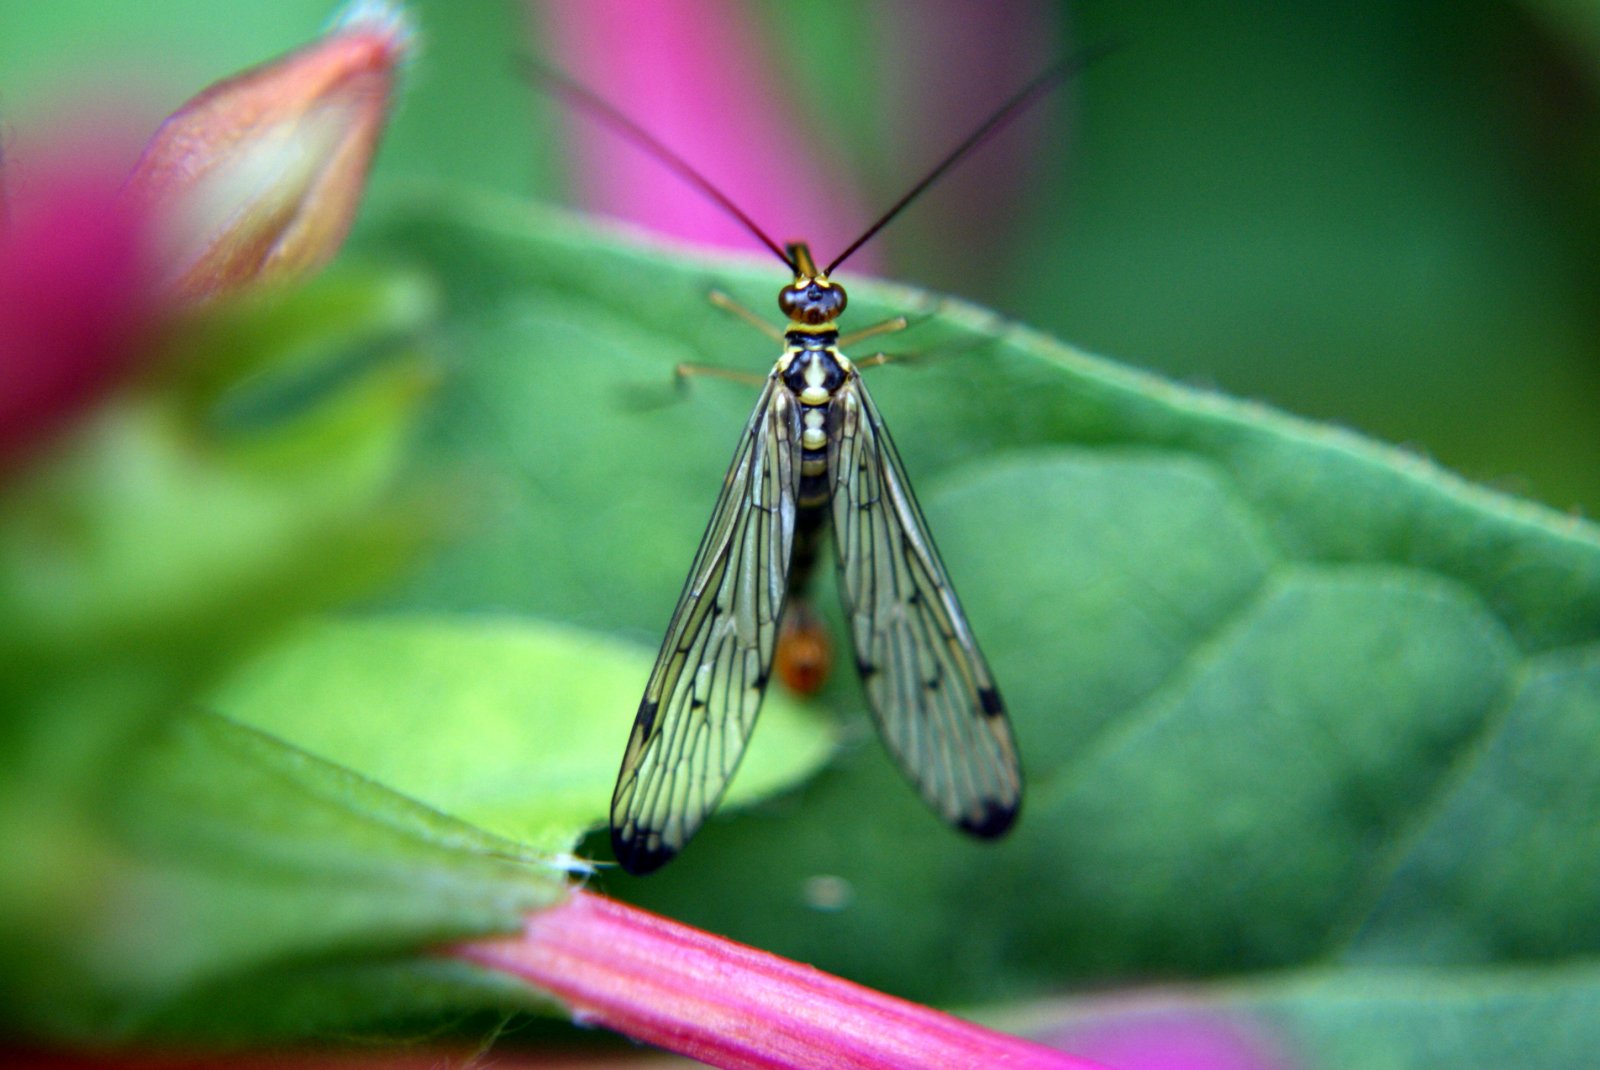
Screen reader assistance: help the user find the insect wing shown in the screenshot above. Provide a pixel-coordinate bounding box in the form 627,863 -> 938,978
611,375 -> 801,874
827,374 -> 1021,837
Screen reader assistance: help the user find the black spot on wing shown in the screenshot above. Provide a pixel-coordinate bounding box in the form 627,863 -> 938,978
959,797 -> 1019,839
612,826 -> 678,876
610,374 -> 803,876
978,687 -> 1004,718
635,698 -> 659,735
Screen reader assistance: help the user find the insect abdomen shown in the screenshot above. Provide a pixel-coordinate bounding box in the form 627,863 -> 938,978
780,338 -> 844,683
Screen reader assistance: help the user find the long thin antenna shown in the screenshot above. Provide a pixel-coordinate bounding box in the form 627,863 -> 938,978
520,57 -> 796,271
824,46 -> 1114,276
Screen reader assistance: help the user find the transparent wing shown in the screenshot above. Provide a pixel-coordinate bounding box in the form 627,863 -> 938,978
827,373 -> 1021,837
611,375 -> 801,875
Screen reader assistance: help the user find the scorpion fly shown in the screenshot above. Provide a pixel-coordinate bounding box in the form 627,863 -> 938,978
534,56 -> 1093,875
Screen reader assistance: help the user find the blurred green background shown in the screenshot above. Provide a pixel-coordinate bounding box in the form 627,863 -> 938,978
4,0 -> 1597,509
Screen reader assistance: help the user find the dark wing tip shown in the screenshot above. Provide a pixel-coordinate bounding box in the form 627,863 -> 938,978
959,797 -> 1020,840
610,826 -> 679,877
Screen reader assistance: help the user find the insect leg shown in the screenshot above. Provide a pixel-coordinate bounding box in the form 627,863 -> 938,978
854,328 -> 1006,371
837,316 -> 909,349
708,289 -> 785,341
675,362 -> 767,387
853,352 -> 903,370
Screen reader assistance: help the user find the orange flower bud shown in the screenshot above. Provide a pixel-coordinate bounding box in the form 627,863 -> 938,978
125,2 -> 412,302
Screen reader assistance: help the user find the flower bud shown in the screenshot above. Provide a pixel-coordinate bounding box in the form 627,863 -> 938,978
125,1 -> 412,302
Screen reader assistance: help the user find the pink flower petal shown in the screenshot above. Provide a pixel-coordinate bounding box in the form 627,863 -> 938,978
1027,991 -> 1301,1070
0,159 -> 161,467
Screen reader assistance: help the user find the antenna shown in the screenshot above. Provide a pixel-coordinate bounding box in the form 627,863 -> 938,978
524,43 -> 1113,279
521,57 -> 796,271
825,46 -> 1115,275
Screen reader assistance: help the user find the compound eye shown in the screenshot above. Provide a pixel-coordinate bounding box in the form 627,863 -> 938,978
778,281 -> 847,325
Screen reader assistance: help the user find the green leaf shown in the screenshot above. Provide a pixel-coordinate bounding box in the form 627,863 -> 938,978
354,187 -> 1600,1061
211,613 -> 835,854
0,270 -> 431,789
0,269 -> 513,1041
7,709 -> 561,1042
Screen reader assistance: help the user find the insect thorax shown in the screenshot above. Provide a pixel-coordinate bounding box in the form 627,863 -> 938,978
778,332 -> 851,505
780,332 -> 849,396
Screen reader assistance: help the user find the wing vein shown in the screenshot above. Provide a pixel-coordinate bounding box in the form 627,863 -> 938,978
611,376 -> 801,874
826,373 -> 1022,838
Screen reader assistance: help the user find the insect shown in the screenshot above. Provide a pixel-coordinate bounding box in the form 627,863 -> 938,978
534,55 -> 1092,875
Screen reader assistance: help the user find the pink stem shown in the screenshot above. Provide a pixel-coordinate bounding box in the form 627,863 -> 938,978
451,890 -> 1105,1070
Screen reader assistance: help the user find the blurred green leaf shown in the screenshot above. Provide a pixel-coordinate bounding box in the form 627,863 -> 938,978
12,710 -> 561,1042
352,187 -> 1600,1064
212,613 -> 835,854
0,268 -> 553,1041
0,271 -> 431,785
